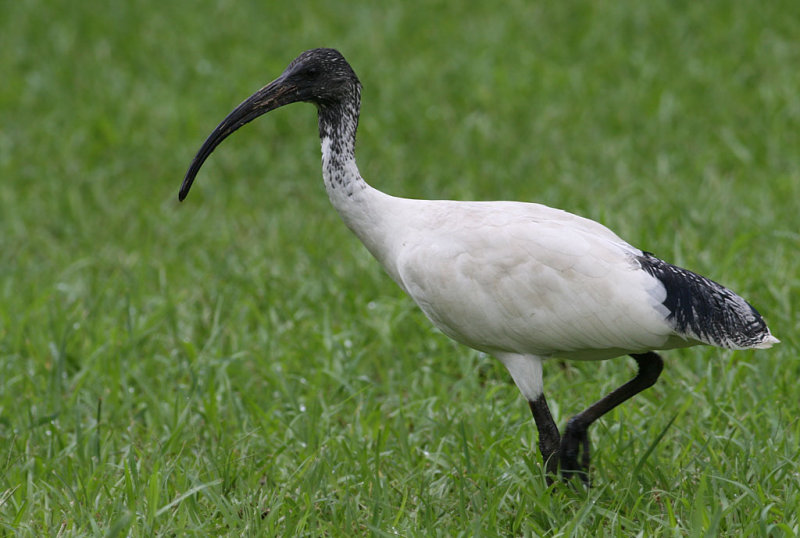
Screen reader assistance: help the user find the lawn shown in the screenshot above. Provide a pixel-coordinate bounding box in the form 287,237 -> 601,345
1,0 -> 798,535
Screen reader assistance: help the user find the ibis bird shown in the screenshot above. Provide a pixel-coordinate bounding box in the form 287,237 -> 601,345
179,48 -> 779,483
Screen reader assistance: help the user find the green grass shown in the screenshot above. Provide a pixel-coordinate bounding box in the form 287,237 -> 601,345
1,0 -> 799,535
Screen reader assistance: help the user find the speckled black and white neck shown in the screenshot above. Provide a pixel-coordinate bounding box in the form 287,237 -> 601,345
313,80 -> 396,273
318,85 -> 368,200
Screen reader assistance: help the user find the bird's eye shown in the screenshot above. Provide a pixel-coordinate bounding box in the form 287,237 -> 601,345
305,66 -> 319,79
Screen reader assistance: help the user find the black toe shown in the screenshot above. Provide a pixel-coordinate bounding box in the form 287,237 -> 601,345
560,418 -> 591,485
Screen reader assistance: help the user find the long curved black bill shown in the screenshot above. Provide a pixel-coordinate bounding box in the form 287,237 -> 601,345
179,76 -> 298,201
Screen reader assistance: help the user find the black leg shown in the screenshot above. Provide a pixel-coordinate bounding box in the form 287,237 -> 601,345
560,351 -> 664,484
528,394 -> 561,483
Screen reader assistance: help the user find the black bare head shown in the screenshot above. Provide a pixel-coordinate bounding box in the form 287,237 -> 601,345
282,48 -> 361,107
178,48 -> 360,201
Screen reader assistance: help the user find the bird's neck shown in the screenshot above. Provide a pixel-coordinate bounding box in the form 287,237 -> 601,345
316,91 -> 401,280
318,89 -> 368,201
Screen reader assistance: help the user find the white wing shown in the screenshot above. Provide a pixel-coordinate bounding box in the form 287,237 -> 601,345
387,200 -> 678,360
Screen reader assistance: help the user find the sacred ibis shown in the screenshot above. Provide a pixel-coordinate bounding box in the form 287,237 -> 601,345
179,48 -> 779,484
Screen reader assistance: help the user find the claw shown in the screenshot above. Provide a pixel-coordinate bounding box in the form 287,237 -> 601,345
560,418 -> 591,486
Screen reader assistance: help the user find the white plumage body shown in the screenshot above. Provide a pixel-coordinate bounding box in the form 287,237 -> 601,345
323,146 -> 777,400
344,189 -> 671,356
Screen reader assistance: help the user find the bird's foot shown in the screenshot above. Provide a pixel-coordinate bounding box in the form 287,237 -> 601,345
559,417 -> 591,487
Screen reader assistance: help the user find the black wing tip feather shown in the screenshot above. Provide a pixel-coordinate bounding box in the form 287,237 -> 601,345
637,252 -> 773,349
